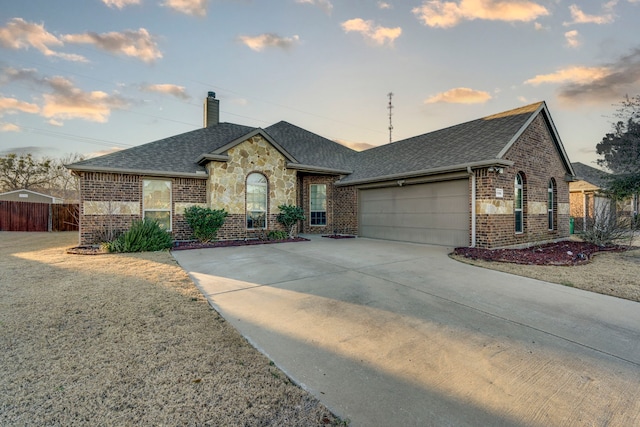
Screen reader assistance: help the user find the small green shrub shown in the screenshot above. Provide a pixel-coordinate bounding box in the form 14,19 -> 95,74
276,205 -> 306,238
267,230 -> 288,240
184,206 -> 228,242
103,219 -> 173,253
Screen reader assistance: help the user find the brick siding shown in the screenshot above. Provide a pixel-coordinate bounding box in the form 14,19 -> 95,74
333,184 -> 358,235
78,172 -> 208,245
300,175 -> 336,234
78,173 -> 141,244
475,114 -> 570,248
172,178 -> 207,241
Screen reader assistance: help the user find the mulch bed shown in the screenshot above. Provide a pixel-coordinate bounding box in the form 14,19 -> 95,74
453,241 -> 627,266
66,237 -> 310,255
171,237 -> 309,251
322,234 -> 356,239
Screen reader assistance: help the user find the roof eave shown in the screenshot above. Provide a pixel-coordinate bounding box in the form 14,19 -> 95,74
336,159 -> 514,187
67,165 -> 208,179
0,188 -> 59,200
196,153 -> 230,165
287,163 -> 352,175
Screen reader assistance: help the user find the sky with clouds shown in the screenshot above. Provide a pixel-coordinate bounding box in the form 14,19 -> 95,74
1,0 -> 639,167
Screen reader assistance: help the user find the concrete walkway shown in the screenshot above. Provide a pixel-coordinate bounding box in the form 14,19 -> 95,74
172,236 -> 640,427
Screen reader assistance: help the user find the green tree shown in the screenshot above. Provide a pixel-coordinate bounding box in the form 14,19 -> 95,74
596,95 -> 640,210
0,153 -> 53,192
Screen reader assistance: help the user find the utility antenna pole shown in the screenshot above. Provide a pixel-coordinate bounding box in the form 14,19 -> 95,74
387,92 -> 394,143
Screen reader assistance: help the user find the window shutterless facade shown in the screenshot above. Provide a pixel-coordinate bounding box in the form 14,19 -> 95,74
514,173 -> 523,234
310,184 -> 327,226
143,179 -> 172,230
246,173 -> 267,229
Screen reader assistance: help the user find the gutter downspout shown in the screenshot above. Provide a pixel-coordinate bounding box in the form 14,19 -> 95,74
467,166 -> 476,247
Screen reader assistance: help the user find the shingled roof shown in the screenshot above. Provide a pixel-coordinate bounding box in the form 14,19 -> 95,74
339,101 -> 573,185
67,120 -> 357,177
571,162 -> 609,188
264,121 -> 357,172
67,100 -> 574,184
67,122 -> 257,177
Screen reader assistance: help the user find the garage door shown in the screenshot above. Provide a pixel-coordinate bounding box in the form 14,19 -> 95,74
359,179 -> 469,247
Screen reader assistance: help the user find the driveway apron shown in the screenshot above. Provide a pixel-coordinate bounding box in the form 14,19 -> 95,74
172,236 -> 640,427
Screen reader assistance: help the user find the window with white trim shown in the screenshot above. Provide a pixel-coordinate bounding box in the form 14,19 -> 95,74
143,179 -> 172,230
310,184 -> 327,226
247,173 -> 267,229
515,173 -> 524,234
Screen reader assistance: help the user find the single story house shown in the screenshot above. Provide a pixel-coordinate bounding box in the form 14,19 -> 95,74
0,189 -> 64,204
67,94 -> 575,248
570,162 -> 636,232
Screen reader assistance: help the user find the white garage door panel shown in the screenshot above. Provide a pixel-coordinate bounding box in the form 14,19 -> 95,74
359,179 -> 469,247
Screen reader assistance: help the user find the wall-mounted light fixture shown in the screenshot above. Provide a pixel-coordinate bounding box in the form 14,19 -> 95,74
488,167 -> 504,174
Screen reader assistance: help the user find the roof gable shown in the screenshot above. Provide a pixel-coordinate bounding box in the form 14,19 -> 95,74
496,102 -> 574,176
210,128 -> 298,163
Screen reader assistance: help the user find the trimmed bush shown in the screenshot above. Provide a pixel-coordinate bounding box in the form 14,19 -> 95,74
276,205 -> 306,238
267,230 -> 288,240
103,219 -> 173,253
184,206 -> 228,242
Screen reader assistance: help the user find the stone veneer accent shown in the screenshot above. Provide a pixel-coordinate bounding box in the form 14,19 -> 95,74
83,201 -> 140,215
207,135 -> 297,240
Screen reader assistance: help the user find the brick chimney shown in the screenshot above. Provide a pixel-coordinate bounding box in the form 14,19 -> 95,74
204,91 -> 219,127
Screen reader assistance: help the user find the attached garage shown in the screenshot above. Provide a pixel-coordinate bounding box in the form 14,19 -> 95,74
359,179 -> 470,247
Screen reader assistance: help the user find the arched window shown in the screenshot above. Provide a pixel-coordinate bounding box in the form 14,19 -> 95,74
246,173 -> 267,229
548,178 -> 556,230
515,173 -> 524,233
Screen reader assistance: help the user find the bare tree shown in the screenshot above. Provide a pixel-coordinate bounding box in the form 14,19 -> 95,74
49,153 -> 84,202
581,195 -> 637,247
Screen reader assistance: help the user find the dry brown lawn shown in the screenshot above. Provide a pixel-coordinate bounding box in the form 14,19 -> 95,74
0,232 -> 340,426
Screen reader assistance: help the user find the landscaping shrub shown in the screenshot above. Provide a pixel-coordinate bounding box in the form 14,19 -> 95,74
103,219 -> 173,253
579,201 -> 633,246
184,206 -> 228,242
276,205 -> 306,238
267,230 -> 288,240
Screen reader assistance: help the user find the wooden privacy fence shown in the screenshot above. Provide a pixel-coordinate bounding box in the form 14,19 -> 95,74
0,201 -> 79,232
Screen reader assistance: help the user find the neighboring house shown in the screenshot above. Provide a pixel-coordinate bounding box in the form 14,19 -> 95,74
0,189 -> 63,204
570,162 -> 636,232
67,94 -> 575,248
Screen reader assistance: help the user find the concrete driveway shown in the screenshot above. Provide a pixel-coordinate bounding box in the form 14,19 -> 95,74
172,236 -> 640,427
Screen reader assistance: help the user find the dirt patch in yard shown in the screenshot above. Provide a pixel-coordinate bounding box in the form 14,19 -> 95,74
451,240 -> 640,303
0,232 -> 340,426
